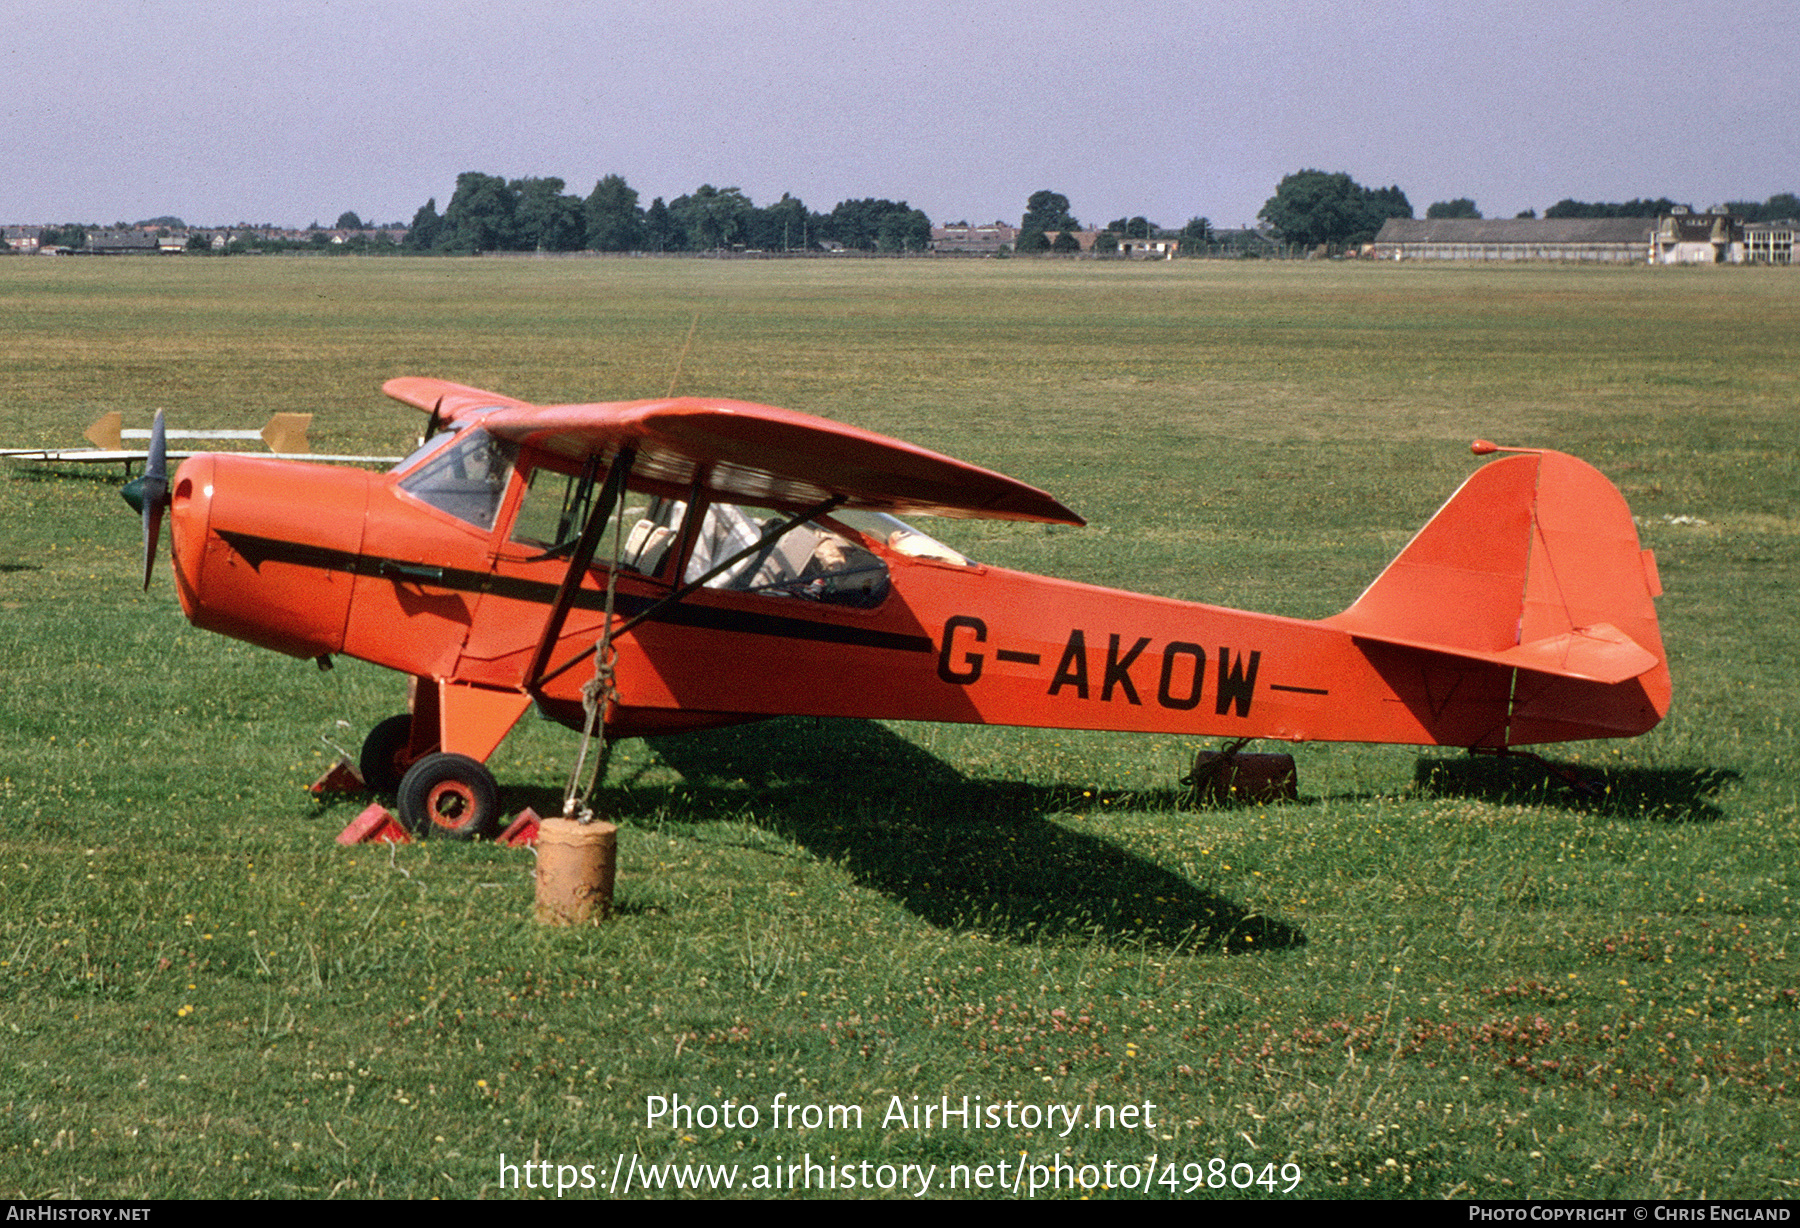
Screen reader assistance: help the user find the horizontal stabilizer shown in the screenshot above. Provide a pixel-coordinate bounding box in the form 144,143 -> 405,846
1348,621 -> 1659,685
83,412 -> 313,454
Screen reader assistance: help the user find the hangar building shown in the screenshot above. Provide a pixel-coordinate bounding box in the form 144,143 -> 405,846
1370,217 -> 1651,262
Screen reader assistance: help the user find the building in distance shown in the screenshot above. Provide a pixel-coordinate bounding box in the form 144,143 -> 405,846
931,221 -> 1019,254
1371,208 -> 1787,264
1369,216 -> 1653,262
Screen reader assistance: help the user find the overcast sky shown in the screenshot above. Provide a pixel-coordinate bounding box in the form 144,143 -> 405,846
5,0 -> 1794,231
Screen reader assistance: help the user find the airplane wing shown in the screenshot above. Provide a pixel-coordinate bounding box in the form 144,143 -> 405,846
383,377 -> 1083,525
1,447 -> 401,466
382,377 -> 537,426
0,447 -> 155,464
4,411 -> 400,467
1,447 -> 260,464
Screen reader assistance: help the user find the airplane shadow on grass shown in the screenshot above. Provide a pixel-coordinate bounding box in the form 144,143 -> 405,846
1413,754 -> 1737,823
563,717 -> 1301,953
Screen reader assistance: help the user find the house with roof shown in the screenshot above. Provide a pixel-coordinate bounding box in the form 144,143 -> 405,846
1745,220 -> 1797,264
1650,209 -> 1744,263
85,229 -> 162,255
1114,235 -> 1177,258
930,221 -> 1019,253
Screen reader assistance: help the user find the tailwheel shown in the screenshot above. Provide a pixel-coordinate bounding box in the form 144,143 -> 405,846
359,713 -> 432,794
397,753 -> 500,841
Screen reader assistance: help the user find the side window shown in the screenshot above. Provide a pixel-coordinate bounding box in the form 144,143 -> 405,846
684,502 -> 770,588
617,499 -> 925,609
510,463 -> 593,554
692,503 -> 891,609
617,499 -> 891,607
761,520 -> 890,608
397,429 -> 518,530
620,497 -> 686,577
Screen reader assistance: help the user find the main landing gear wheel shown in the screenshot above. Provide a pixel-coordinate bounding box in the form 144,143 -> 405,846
396,753 -> 500,841
359,713 -> 426,794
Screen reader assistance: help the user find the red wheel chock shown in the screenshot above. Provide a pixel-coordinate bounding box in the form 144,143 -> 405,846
311,758 -> 366,797
337,803 -> 413,845
334,804 -> 541,847
499,808 -> 543,847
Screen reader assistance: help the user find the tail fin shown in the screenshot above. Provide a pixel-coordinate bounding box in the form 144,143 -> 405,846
1325,446 -> 1669,741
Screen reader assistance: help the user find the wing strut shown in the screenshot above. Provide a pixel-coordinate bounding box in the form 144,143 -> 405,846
525,447 -> 637,690
533,493 -> 846,692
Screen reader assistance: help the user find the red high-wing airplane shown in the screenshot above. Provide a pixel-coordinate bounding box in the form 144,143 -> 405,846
129,378 -> 1668,837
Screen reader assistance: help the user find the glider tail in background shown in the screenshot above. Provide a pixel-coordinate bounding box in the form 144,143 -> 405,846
1323,444 -> 1669,744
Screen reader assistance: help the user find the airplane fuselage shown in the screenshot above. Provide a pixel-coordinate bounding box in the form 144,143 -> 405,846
166,440 -> 1666,768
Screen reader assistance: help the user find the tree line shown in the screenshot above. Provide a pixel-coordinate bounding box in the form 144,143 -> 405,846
1538,195 -> 1794,221
23,176 -> 1796,258
400,173 -> 930,254
400,179 -> 1206,257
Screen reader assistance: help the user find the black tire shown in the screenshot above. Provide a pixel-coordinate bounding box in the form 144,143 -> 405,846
396,753 -> 500,841
360,714 -> 422,794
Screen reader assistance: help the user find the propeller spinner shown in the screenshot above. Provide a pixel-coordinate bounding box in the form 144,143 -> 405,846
119,409 -> 170,590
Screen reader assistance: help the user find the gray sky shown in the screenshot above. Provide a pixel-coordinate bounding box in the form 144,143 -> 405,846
5,0 -> 1794,230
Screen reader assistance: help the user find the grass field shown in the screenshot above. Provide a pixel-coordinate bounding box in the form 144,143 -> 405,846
0,255 -> 1795,1199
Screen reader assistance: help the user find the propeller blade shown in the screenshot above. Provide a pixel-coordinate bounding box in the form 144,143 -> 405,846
142,499 -> 166,591
139,409 -> 169,591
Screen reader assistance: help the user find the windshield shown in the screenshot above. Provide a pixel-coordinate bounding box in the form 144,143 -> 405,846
389,430 -> 456,475
396,428 -> 518,530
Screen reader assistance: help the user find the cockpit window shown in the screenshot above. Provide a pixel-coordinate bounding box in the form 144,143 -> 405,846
397,428 -> 518,530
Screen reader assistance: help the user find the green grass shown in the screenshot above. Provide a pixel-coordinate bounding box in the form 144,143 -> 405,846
1,256 -> 1796,1198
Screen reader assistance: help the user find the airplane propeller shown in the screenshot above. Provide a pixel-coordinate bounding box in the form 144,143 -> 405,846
119,409 -> 170,591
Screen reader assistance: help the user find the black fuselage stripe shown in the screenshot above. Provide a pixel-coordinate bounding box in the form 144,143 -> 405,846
215,530 -> 934,655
